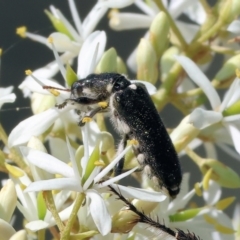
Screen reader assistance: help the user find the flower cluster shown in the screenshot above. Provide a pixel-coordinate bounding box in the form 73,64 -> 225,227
1,0 -> 240,240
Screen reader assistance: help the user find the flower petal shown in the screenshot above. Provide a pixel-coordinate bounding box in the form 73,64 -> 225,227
220,78 -> 240,112
25,178 -> 81,192
226,124 -> 240,155
25,220 -> 49,231
203,180 -> 221,205
110,184 -> 167,202
227,20 -> 240,34
82,3 -> 108,38
20,147 -> 74,177
109,12 -> 153,31
0,219 -> 16,240
77,31 -> 106,78
87,189 -> 111,235
176,56 -> 221,109
98,166 -> 138,188
0,93 -> 16,108
94,145 -> 131,183
8,109 -> 61,147
99,0 -> 134,8
189,108 -> 223,129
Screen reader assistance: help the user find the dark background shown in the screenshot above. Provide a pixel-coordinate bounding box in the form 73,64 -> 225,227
0,0 -> 238,233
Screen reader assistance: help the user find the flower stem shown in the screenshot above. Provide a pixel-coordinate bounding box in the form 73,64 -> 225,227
153,0 -> 188,51
185,148 -> 204,168
61,193 -> 86,240
197,19 -> 223,43
43,191 -> 65,232
38,229 -> 46,240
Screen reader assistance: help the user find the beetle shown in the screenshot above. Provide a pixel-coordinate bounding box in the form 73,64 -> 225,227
46,73 -> 182,197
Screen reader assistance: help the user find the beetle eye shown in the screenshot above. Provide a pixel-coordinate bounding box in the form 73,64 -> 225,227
71,82 -> 83,98
113,77 -> 130,92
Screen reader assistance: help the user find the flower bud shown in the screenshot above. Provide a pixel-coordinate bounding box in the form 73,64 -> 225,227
170,115 -> 200,153
149,12 -> 169,58
213,54 -> 240,83
31,93 -> 55,115
137,38 -> 158,84
217,0 -> 240,24
49,32 -> 79,53
160,46 -> 180,82
112,208 -> 139,233
9,230 -> 27,240
202,158 -> 240,188
96,48 -> 117,73
0,180 -> 17,222
169,207 -> 203,222
186,148 -> 240,188
0,219 -> 16,240
116,56 -> 127,74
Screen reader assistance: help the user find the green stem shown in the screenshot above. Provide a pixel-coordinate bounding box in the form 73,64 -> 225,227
38,229 -> 45,240
61,193 -> 86,240
43,191 -> 65,232
197,19 -> 223,43
153,0 -> 188,50
185,148 -> 204,168
153,61 -> 183,111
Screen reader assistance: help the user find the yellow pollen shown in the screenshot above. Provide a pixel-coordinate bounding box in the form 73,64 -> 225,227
108,9 -> 119,19
16,26 -> 27,38
0,48 -> 2,56
194,182 -> 202,196
98,101 -> 108,108
94,161 -> 105,167
25,69 -> 32,75
236,69 -> 240,78
20,183 -> 27,191
49,89 -> 60,97
5,163 -> 24,178
203,168 -> 213,190
130,139 -> 139,145
82,117 -> 92,123
48,37 -> 54,44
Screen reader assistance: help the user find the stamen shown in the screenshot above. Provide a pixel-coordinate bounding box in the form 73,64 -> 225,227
98,101 -> 108,108
130,139 -> 139,145
16,26 -> 27,38
82,117 -> 92,123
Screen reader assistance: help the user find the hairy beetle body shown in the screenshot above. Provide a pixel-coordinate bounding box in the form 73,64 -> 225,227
56,73 -> 182,197
110,82 -> 182,197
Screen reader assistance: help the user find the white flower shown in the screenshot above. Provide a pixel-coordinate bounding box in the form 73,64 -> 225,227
8,30 -> 107,148
0,86 -> 16,109
203,181 -> 235,240
176,55 -> 240,157
10,171 -> 70,232
21,135 -> 166,235
108,0 -> 204,71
